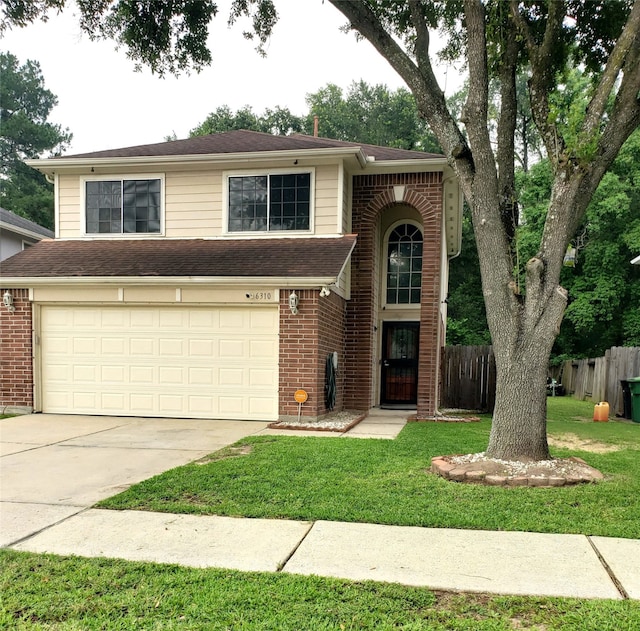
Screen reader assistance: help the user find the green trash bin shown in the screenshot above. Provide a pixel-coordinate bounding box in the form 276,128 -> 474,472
629,377 -> 640,423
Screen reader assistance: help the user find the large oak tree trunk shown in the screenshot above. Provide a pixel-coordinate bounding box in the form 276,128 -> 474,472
489,343 -> 550,461
330,0 -> 640,462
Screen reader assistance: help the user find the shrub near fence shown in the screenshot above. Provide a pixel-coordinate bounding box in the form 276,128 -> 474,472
561,346 -> 640,416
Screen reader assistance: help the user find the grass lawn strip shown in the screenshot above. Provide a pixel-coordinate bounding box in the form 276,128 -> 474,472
97,399 -> 640,539
2,550 -> 640,630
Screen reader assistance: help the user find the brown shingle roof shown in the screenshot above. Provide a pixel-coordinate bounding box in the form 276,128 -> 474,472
58,130 -> 442,161
0,236 -> 357,280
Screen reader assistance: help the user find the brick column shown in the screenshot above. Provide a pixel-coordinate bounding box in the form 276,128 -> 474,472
0,288 -> 34,412
278,289 -> 347,420
347,172 -> 443,417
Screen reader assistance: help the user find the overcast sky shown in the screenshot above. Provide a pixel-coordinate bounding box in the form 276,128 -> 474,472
1,0 -> 465,155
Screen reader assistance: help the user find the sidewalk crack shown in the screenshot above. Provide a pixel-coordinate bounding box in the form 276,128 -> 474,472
277,521 -> 315,572
587,536 -> 629,600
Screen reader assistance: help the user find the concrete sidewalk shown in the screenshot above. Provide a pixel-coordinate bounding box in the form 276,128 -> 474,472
9,509 -> 640,600
2,411 -> 639,601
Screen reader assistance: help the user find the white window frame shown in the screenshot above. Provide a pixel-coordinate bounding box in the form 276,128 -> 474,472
80,174 -> 165,238
223,167 -> 315,236
382,219 -> 424,309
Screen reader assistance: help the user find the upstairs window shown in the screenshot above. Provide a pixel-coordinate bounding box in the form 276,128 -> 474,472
386,223 -> 423,304
85,179 -> 161,234
228,172 -> 311,232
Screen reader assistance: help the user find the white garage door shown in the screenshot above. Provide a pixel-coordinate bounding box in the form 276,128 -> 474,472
40,305 -> 279,420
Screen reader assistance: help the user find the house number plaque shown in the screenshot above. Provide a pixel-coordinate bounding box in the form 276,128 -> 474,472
245,291 -> 273,301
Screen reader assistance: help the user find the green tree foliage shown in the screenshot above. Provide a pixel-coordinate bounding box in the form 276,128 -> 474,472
517,130 -> 640,358
305,81 -> 440,151
445,208 -> 490,346
190,104 -> 304,136
0,52 -> 71,229
191,82 -> 440,152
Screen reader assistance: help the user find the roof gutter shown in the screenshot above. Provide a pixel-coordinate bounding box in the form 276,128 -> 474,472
25,146 -> 369,174
0,221 -> 53,242
0,275 -> 340,288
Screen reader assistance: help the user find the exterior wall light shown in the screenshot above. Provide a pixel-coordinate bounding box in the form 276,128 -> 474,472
288,290 -> 299,315
3,290 -> 15,312
319,286 -> 331,297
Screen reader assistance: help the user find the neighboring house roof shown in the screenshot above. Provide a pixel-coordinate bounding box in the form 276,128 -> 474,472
55,129 -> 443,162
0,235 -> 357,285
0,207 -> 54,240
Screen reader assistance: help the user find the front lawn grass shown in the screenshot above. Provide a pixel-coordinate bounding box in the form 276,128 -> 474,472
97,398 -> 640,538
2,550 -> 639,630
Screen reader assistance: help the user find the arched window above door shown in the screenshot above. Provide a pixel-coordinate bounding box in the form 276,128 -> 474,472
386,223 -> 423,305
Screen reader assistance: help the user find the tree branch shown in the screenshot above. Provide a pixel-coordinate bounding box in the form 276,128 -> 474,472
511,0 -> 565,162
496,11 -> 519,241
408,0 -> 431,74
328,0 -> 472,174
462,0 -> 495,175
583,0 -> 640,136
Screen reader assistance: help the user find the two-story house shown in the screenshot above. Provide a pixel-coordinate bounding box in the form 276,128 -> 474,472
1,130 -> 461,421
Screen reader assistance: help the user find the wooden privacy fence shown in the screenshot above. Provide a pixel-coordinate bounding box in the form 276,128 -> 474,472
440,345 -> 496,412
560,346 -> 640,416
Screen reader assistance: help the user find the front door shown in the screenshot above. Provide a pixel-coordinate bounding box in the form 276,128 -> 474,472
381,321 -> 419,406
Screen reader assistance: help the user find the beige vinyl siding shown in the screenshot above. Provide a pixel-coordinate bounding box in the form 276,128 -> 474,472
314,164 -> 341,235
55,162 -> 344,239
58,174 -> 82,238
164,171 -> 223,237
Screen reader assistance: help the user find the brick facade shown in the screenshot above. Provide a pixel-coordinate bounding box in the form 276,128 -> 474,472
346,172 -> 444,418
0,288 -> 33,411
278,288 -> 346,420
2,176 -> 445,420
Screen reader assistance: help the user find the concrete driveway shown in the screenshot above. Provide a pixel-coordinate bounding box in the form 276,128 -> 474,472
0,414 -> 268,547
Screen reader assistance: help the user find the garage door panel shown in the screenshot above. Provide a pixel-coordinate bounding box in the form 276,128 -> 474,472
189,339 -> 215,356
158,366 -> 184,385
130,310 -> 156,327
189,367 -> 214,385
250,339 -> 278,358
101,338 -> 126,354
43,362 -> 70,382
73,365 -> 97,382
219,368 -> 243,386
159,339 -> 184,356
188,395 -> 216,414
102,392 -> 127,410
249,396 -> 278,416
250,368 -> 277,387
41,305 -> 278,420
250,310 -> 278,330
72,309 -> 100,327
130,338 -> 155,356
130,365 -> 154,384
188,310 -> 215,327
73,391 -> 97,409
130,393 -> 154,412
73,337 -> 97,354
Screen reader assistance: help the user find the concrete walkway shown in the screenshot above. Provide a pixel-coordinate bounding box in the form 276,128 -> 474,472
2,412 -> 639,601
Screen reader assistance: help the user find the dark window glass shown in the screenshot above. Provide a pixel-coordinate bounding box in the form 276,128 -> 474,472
386,224 -> 423,304
229,173 -> 310,232
86,179 -> 161,234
